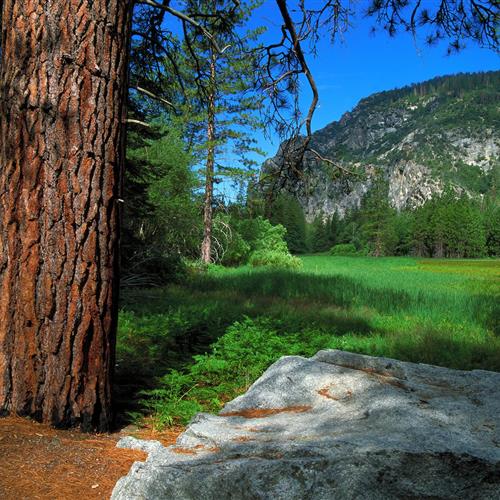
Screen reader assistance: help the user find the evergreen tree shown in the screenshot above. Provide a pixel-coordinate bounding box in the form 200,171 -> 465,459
411,200 -> 435,257
176,0 -> 265,263
412,192 -> 487,258
484,203 -> 500,256
392,211 -> 415,256
307,213 -> 340,253
123,123 -> 200,285
359,179 -> 398,256
269,194 -> 307,253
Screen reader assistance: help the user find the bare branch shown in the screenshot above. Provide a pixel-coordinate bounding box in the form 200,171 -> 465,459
126,118 -> 152,127
137,0 -> 227,54
264,69 -> 302,90
276,0 -> 318,140
134,85 -> 176,109
307,148 -> 359,176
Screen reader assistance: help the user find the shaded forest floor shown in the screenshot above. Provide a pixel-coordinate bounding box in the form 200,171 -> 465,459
0,416 -> 183,499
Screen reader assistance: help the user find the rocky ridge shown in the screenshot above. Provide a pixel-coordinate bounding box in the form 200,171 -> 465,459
112,350 -> 500,499
262,71 -> 500,220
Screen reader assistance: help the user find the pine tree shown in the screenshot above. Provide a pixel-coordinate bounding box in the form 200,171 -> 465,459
0,0 -> 131,431
484,203 -> 500,256
269,194 -> 307,253
173,0 -> 265,263
359,179 -> 397,256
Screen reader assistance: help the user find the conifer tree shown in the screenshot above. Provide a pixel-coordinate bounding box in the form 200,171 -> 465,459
359,179 -> 397,256
269,194 -> 307,253
173,0 -> 265,263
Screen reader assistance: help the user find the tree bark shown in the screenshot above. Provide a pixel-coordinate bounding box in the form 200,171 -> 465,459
200,48 -> 217,264
0,0 -> 131,431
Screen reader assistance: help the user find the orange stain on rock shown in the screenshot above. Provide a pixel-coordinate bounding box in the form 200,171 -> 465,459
317,385 -> 353,401
172,444 -> 220,455
220,405 -> 312,419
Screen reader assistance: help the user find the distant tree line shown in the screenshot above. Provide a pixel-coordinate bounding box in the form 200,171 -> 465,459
275,186 -> 500,258
359,71 -> 500,110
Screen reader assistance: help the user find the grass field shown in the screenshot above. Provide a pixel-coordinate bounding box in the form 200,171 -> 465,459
116,256 -> 500,428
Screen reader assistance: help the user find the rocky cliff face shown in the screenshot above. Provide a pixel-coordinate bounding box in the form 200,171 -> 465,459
261,72 -> 500,220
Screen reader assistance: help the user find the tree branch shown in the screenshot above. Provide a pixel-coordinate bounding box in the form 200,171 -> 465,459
133,85 -> 176,109
126,118 -> 151,128
275,0 -> 318,140
307,148 -> 359,176
137,0 -> 228,54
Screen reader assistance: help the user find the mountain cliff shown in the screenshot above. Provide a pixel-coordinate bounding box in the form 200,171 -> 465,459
261,71 -> 499,221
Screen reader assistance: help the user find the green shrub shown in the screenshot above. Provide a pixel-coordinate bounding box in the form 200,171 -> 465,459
140,318 -> 298,428
221,230 -> 251,266
249,249 -> 302,269
238,216 -> 290,254
211,215 -> 298,267
329,243 -> 358,256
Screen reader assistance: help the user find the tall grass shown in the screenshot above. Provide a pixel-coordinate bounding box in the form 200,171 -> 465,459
117,256 -> 500,427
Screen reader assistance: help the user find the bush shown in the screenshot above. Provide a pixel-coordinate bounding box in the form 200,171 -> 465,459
329,243 -> 358,256
220,230 -> 251,266
238,216 -> 289,254
249,249 -> 302,269
211,214 -> 251,266
140,318 -> 297,428
210,216 -> 300,268
211,215 -> 299,267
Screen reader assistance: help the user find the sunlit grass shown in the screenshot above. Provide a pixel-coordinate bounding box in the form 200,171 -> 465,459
116,256 -> 500,427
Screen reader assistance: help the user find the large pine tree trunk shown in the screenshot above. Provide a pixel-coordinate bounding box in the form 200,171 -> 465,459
0,0 -> 131,431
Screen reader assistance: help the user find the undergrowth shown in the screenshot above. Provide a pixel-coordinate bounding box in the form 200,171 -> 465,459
117,256 -> 500,429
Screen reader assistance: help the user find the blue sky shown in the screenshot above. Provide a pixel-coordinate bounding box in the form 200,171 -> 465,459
247,1 -> 500,156
171,1 -> 499,200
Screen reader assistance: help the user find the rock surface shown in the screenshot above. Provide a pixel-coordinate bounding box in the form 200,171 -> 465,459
260,72 -> 500,220
112,350 -> 500,499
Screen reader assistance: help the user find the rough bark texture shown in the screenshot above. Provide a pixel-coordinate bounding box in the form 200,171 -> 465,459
200,49 -> 217,264
0,0 -> 131,431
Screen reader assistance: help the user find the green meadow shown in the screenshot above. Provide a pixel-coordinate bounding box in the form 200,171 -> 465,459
116,256 -> 500,428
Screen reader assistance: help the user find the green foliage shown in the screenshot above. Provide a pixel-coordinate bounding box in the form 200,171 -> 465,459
141,370 -> 203,428
268,194 -> 308,253
355,179 -> 399,256
243,216 -> 289,253
327,187 -> 496,259
249,249 -> 302,268
219,228 -> 251,267
392,211 -> 415,255
483,202 -> 500,257
308,213 -> 339,253
411,192 -> 487,258
119,256 -> 499,428
329,243 -> 359,256
140,318 -> 298,426
245,217 -> 301,268
215,215 -> 301,268
210,213 -> 250,266
122,124 -> 200,286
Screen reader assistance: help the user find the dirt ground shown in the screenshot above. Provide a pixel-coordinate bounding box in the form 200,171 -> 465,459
0,416 -> 183,500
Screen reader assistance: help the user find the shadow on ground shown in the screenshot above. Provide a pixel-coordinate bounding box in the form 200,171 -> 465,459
114,268 -> 499,425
